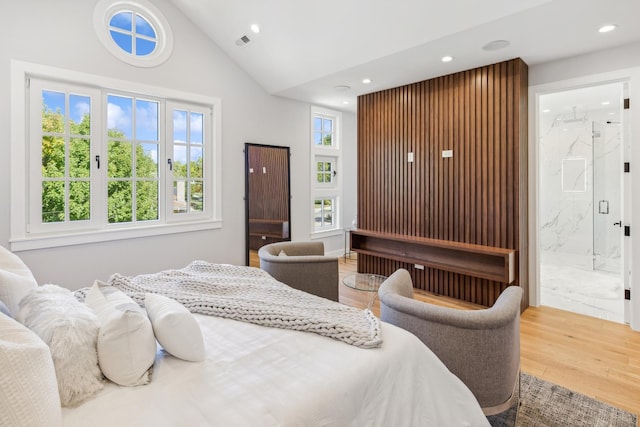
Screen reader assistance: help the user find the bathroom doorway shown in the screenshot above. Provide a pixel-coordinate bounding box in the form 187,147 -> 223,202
537,82 -> 627,323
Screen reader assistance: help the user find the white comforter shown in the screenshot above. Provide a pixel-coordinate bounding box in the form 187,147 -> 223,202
62,313 -> 490,426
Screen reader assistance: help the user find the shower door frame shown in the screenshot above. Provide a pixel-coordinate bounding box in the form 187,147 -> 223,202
530,73 -> 635,328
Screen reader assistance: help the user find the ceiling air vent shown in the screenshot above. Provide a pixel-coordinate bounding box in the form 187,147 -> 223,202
235,35 -> 251,46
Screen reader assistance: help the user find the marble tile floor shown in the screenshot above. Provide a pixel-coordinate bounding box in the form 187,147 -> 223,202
540,262 -> 625,323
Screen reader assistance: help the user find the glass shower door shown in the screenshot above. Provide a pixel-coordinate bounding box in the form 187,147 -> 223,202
592,120 -> 622,273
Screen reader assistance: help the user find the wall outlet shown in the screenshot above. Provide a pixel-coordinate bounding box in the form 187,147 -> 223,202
408,152 -> 414,162
414,264 -> 425,270
442,150 -> 453,158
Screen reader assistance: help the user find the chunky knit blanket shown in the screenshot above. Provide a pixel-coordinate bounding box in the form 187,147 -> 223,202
86,261 -> 382,349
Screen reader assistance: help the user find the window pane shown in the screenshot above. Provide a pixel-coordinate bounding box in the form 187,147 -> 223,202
108,141 -> 132,178
107,95 -> 133,138
190,181 -> 203,212
323,119 -> 332,133
108,181 -> 132,223
135,99 -> 158,141
314,132 -> 322,145
42,136 -> 65,178
42,90 -> 65,133
173,181 -> 187,213
70,138 -> 90,178
190,147 -> 203,178
110,30 -> 132,54
324,212 -> 333,225
173,110 -> 187,142
136,181 -> 158,221
42,181 -> 65,223
317,173 -> 323,183
324,173 -> 332,182
69,181 -> 90,221
173,146 -> 187,178
313,117 -> 322,132
325,162 -> 331,171
191,112 -> 203,144
110,12 -> 132,31
135,13 -> 156,38
137,143 -> 158,178
136,37 -> 156,56
69,94 -> 90,135
323,134 -> 332,146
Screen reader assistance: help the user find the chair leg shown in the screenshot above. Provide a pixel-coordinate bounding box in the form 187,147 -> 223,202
514,370 -> 521,426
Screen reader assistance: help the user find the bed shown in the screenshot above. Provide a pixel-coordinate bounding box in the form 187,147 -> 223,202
0,247 -> 490,427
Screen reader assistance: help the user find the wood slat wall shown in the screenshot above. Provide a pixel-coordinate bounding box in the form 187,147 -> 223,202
356,58 -> 528,308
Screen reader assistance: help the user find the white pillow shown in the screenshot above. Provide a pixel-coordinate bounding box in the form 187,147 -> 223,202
0,312 -> 62,427
0,245 -> 38,316
17,284 -> 104,407
145,293 -> 205,362
85,281 -> 156,387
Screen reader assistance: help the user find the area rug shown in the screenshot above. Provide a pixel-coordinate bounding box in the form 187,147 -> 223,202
487,372 -> 638,427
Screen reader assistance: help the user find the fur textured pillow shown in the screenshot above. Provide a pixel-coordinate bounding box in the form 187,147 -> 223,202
145,293 -> 205,362
17,284 -> 104,407
85,281 -> 156,387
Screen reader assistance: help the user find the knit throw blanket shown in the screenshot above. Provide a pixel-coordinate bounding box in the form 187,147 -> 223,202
97,261 -> 382,349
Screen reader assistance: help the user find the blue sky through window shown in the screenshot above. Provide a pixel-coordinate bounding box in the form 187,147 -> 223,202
109,11 -> 157,56
42,91 -> 90,129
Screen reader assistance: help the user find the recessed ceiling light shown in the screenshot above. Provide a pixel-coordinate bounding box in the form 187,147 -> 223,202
482,40 -> 510,51
542,109 -> 550,113
342,101 -> 349,105
598,24 -> 617,33
250,24 -> 260,34
441,56 -> 453,63
334,85 -> 351,92
362,78 -> 372,84
601,101 -> 610,105
608,112 -> 615,115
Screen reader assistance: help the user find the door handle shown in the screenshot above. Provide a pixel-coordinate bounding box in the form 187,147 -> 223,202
613,221 -> 622,227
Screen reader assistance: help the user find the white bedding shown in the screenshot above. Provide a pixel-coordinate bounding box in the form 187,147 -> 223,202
62,313 -> 490,426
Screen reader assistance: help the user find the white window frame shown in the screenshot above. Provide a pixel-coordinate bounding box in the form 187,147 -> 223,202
310,106 -> 342,238
10,60 -> 222,251
93,0 -> 174,68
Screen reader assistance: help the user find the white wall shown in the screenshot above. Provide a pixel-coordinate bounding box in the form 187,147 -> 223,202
529,41 -> 640,330
0,0 -> 357,289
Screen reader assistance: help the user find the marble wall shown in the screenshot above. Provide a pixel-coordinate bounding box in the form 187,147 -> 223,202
539,106 -> 622,272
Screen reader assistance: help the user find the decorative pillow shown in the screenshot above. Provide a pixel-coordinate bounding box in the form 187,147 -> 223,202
85,281 -> 156,386
0,245 -> 38,316
0,312 -> 62,427
17,284 -> 104,407
145,293 -> 205,362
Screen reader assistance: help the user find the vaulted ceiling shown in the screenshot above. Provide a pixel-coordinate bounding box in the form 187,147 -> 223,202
170,0 -> 640,112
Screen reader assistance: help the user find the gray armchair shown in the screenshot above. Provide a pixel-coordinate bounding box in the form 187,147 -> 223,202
378,268 -> 522,416
258,241 -> 339,301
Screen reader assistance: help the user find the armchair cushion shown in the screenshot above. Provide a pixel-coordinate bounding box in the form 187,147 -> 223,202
258,242 -> 339,301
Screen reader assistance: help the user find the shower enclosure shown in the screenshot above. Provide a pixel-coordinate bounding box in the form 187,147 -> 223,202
538,82 -> 625,322
539,101 -> 622,272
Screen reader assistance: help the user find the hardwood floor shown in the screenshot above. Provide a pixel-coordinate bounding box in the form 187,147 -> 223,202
337,256 -> 640,417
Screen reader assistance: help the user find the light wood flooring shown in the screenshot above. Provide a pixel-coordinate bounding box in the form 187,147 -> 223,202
337,256 -> 640,417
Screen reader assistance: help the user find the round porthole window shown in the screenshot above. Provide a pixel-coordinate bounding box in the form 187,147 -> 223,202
94,0 -> 173,67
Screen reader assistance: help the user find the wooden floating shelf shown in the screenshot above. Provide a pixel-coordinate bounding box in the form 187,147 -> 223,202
350,230 -> 516,284
248,219 -> 289,239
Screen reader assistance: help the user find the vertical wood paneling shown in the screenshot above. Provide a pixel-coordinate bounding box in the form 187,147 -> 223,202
356,58 -> 528,309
